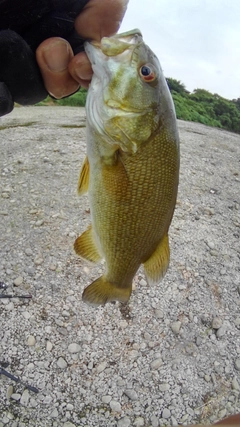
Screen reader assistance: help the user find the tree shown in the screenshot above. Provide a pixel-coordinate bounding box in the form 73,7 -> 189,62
166,78 -> 189,95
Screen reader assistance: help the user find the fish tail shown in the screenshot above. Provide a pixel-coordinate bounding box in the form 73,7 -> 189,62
82,276 -> 132,306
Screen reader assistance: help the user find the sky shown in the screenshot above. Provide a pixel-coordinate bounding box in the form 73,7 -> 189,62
120,0 -> 240,100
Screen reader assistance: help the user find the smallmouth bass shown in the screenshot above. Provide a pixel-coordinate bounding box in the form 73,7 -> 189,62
74,29 -> 180,305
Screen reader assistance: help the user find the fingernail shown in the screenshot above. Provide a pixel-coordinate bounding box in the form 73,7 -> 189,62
42,41 -> 71,72
74,61 -> 93,81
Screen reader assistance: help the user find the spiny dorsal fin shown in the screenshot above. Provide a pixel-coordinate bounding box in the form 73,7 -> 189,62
78,156 -> 90,196
74,225 -> 102,263
143,233 -> 170,285
82,276 -> 132,306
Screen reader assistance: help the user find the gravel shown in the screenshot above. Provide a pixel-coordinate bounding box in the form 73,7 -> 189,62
0,106 -> 240,426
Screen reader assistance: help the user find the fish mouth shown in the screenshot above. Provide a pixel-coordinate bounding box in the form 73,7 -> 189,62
85,29 -> 143,58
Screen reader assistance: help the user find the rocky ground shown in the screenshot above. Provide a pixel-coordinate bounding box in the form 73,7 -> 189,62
0,106 -> 239,427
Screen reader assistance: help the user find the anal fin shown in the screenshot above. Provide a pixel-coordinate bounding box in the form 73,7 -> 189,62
143,234 -> 170,285
74,225 -> 102,263
78,156 -> 89,195
82,276 -> 132,306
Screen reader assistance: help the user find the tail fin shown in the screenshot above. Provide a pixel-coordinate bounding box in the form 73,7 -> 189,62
82,276 -> 132,306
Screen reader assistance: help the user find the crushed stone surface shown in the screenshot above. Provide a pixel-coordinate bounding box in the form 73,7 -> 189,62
0,106 -> 240,426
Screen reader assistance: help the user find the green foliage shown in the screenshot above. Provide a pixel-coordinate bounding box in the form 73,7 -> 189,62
166,78 -> 189,95
37,88 -> 87,107
166,79 -> 240,134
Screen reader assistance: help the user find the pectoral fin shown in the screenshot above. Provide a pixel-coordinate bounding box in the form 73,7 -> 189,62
74,225 -> 102,263
143,234 -> 170,285
78,156 -> 90,195
82,276 -> 132,306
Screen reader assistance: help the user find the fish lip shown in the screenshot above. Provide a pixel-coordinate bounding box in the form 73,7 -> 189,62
84,29 -> 143,59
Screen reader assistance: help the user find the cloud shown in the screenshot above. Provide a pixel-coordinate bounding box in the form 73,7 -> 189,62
121,0 -> 240,99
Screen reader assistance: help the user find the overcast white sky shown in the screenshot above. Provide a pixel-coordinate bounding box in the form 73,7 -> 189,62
120,0 -> 240,100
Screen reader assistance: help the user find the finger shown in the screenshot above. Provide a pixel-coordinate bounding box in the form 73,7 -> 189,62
75,0 -> 129,41
36,37 -> 80,99
68,52 -> 93,89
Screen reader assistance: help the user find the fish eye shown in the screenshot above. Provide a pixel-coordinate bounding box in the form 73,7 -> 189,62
139,64 -> 156,82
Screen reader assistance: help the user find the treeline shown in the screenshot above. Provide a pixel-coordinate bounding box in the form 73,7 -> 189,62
166,78 -> 240,134
37,80 -> 240,134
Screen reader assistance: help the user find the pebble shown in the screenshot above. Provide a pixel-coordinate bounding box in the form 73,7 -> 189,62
171,416 -> 178,426
11,393 -> 21,401
117,417 -> 131,427
170,321 -> 182,334
129,350 -> 139,359
159,383 -> 170,392
57,357 -> 67,369
34,257 -> 43,265
13,276 -> 23,286
212,317 -> 223,329
151,357 -> 163,370
232,377 -> 240,390
151,415 -> 159,426
22,311 -> 31,320
50,408 -> 59,418
110,400 -> 121,412
63,423 -> 76,427
207,241 -> 215,249
155,309 -> 164,319
196,336 -> 202,346
68,232 -> 76,238
66,404 -> 74,411
20,390 -> 29,406
5,302 -> 14,311
187,407 -> 194,416
6,386 -> 13,400
134,417 -> 145,426
102,396 -> 111,404
234,358 -> 240,371
96,361 -> 107,373
44,396 -> 52,404
68,343 -> 81,353
162,408 -> 171,419
234,317 -> 240,328
218,409 -> 227,419
216,326 -> 226,338
27,335 -> 36,346
26,267 -> 35,275
46,341 -> 53,351
25,248 -> 33,256
210,249 -> 218,256
124,389 -> 138,401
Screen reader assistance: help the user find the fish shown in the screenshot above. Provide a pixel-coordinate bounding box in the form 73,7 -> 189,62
74,29 -> 180,306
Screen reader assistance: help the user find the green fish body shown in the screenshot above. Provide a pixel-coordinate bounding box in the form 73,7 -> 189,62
74,30 -> 180,305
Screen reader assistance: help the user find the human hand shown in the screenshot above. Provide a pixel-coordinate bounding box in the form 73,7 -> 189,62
0,0 -> 128,116
36,0 -> 128,98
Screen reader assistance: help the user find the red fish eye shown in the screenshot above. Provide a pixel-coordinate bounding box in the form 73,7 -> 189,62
140,65 -> 156,82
